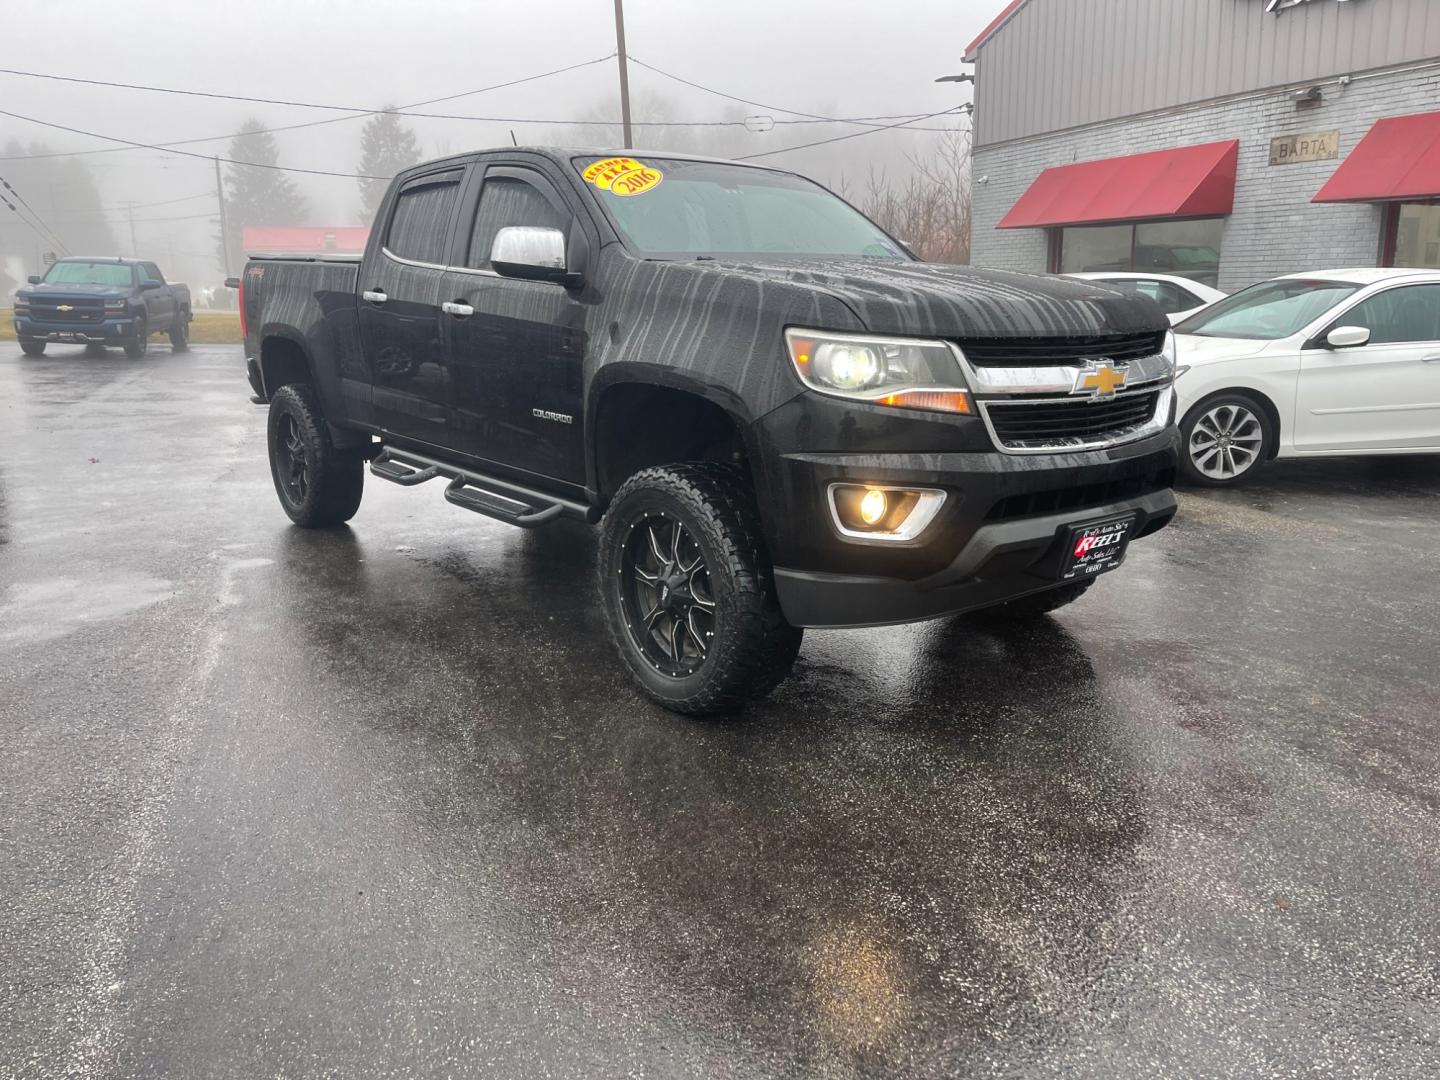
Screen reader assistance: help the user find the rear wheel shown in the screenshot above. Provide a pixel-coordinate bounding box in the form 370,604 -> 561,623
169,316 -> 190,352
1180,393 -> 1274,486
599,464 -> 802,715
19,340 -> 45,357
123,316 -> 148,358
267,383 -> 364,527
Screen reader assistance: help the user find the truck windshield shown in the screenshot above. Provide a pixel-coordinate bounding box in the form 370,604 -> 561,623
574,156 -> 908,260
1174,279 -> 1360,340
43,262 -> 135,287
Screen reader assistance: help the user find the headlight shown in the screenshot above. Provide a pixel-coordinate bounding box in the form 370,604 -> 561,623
785,328 -> 972,415
104,299 -> 126,313
13,297 -> 29,310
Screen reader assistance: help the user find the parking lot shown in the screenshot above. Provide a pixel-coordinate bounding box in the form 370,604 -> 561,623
2,343 -> 1437,1078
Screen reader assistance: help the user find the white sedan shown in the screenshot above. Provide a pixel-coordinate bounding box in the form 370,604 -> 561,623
1066,272 -> 1227,323
1171,268 -> 1440,485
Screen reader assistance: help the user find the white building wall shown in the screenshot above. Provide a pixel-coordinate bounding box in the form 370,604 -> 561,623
971,64 -> 1440,294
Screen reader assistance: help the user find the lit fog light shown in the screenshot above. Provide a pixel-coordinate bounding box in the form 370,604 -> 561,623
828,484 -> 947,543
859,488 -> 888,525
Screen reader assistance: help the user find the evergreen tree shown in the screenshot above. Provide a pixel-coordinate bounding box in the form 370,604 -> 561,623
216,119 -> 308,274
0,139 -> 119,275
356,109 -> 422,223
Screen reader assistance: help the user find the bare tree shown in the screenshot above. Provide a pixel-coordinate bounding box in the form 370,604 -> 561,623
849,128 -> 972,265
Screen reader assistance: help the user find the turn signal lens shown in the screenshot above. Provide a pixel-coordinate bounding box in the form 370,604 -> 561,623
875,389 -> 971,414
858,488 -> 888,525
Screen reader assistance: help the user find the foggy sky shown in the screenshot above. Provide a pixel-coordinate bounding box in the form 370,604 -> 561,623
0,0 -> 993,290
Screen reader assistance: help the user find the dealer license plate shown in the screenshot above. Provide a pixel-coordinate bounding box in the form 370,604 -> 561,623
1060,514 -> 1136,580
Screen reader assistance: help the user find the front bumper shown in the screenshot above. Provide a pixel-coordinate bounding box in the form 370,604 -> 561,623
14,315 -> 138,343
774,486 -> 1175,628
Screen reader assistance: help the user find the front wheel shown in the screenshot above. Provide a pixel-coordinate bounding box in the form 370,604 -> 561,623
1179,393 -> 1274,486
169,316 -> 190,352
123,316 -> 148,358
267,383 -> 364,527
599,464 -> 802,715
19,340 -> 45,357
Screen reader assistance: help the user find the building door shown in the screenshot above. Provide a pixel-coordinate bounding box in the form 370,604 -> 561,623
438,165 -> 586,486
359,168 -> 464,449
1295,283 -> 1440,451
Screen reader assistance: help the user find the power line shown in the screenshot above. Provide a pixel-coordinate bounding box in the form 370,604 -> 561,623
0,105 -> 386,178
0,55 -> 619,162
628,56 -> 959,132
93,190 -> 213,211
0,175 -> 69,253
737,107 -> 965,161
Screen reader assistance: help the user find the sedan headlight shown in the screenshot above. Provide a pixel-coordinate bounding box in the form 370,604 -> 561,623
785,328 -> 972,415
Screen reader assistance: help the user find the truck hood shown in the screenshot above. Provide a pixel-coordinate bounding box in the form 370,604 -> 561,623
18,282 -> 132,301
707,258 -> 1167,339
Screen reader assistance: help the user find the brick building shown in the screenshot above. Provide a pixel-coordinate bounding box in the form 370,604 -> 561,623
966,0 -> 1440,293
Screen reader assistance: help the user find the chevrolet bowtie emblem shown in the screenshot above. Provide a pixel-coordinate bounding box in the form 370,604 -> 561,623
57,304 -> 74,312
1074,361 -> 1128,398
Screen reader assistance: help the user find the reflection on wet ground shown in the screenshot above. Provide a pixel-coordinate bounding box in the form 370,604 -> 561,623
2,346 -> 1438,1078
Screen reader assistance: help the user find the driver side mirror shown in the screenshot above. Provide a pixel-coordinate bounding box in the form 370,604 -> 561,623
490,226 -> 578,287
27,274 -> 41,284
1326,326 -> 1371,349
140,279 -> 163,291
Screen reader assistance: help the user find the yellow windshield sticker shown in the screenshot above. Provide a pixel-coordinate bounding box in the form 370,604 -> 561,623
583,156 -> 663,197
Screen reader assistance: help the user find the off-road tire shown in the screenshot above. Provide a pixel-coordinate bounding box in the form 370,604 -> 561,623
599,463 -> 803,715
1179,391 -> 1275,487
169,316 -> 190,352
19,340 -> 45,357
123,316 -> 148,358
996,579 -> 1095,615
267,383 -> 364,527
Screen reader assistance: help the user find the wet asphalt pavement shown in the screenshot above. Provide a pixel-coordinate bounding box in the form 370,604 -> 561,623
1,343 -> 1437,1079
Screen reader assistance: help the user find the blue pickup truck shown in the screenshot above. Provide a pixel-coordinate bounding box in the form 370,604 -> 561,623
12,256 -> 192,357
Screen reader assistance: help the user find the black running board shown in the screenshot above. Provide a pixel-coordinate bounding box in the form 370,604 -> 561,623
368,447 -> 595,528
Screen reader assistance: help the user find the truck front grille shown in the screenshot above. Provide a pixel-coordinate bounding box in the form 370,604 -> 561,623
958,332 -> 1166,367
29,298 -> 106,323
982,389 -> 1164,451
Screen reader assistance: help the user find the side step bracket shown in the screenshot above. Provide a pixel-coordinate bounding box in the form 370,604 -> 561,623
368,448 -> 595,528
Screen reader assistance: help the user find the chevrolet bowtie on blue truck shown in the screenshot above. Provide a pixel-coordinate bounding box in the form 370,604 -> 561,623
14,256 -> 192,358
236,148 -> 1179,714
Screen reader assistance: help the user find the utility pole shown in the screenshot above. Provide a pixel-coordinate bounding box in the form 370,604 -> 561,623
125,202 -> 138,257
613,0 -> 633,149
214,156 -> 232,278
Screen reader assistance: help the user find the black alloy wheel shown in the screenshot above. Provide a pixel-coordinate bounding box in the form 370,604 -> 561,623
619,513 -> 718,677
274,412 -> 311,506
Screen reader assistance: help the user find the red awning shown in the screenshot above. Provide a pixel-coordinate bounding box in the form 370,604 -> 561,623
1313,110 -> 1440,203
998,140 -> 1239,229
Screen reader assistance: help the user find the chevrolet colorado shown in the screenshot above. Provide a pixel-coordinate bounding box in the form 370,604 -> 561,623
238,148 -> 1179,713
14,256 -> 191,357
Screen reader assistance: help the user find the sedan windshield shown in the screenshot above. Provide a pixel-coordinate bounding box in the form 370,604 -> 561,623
575,156 -> 908,260
1175,279 -> 1360,340
43,261 -> 135,287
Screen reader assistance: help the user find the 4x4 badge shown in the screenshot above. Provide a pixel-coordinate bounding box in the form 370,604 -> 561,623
1073,360 -> 1128,399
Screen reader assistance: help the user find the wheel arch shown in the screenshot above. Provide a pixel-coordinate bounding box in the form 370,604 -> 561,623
257,328 -> 316,399
590,374 -> 756,503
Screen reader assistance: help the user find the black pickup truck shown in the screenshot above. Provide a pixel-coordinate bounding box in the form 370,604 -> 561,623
239,148 -> 1178,713
14,256 -> 192,357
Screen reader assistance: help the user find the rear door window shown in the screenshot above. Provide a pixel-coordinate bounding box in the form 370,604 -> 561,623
385,170 -> 463,265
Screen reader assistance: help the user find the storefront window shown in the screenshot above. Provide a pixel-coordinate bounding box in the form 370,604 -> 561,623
1055,218 -> 1224,288
1393,203 -> 1440,269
